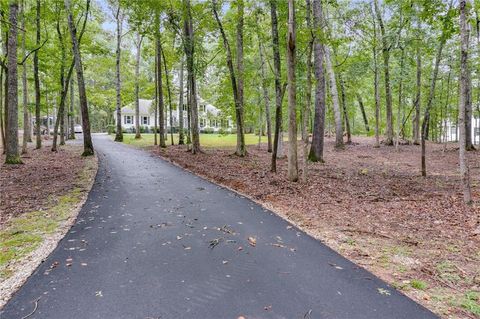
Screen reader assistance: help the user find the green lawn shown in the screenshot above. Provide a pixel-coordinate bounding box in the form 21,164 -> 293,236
120,133 -> 268,148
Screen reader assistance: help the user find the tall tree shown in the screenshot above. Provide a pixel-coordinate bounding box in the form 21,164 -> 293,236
212,0 -> 246,157
161,43 -> 174,146
5,0 -> 20,164
178,57 -> 185,145
65,0 -> 94,156
302,0 -> 314,181
308,0 -> 326,162
287,0 -> 298,182
270,0 -> 283,171
21,0 -> 29,154
374,0 -> 394,145
156,16 -> 166,148
34,0 -> 41,149
183,0 -> 200,154
114,4 -> 123,142
458,0 -> 472,203
134,32 -> 143,139
371,3 -> 380,148
421,2 -> 451,177
256,16 -> 272,153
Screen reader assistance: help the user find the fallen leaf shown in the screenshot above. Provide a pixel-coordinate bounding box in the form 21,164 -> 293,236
248,237 -> 256,247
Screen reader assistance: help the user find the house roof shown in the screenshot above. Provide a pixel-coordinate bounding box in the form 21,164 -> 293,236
120,98 -> 223,116
121,99 -> 154,115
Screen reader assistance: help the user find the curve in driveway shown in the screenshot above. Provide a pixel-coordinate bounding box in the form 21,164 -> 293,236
1,134 -> 438,319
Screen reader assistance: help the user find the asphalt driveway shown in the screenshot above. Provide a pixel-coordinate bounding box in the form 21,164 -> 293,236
1,134 -> 438,319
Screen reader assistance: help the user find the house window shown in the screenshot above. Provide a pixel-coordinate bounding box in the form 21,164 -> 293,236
182,104 -> 188,111
200,118 -> 206,127
211,119 -> 218,127
450,126 -> 457,135
200,105 -> 206,113
142,116 -> 149,125
124,115 -> 133,124
475,127 -> 480,136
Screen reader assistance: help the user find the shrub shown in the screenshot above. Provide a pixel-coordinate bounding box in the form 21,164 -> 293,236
106,125 -> 115,135
201,127 -> 215,134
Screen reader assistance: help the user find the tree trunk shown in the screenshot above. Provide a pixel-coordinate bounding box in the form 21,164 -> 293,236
5,1 -> 20,164
114,6 -> 123,142
69,77 -> 75,139
52,18 -> 67,152
156,22 -> 166,148
421,31 -> 447,176
65,0 -> 94,156
134,33 -> 143,139
270,0 -> 283,171
178,58 -> 184,145
34,0 -> 41,149
465,48 -> 475,150
212,0 -> 246,157
0,67 -> 4,150
161,42 -> 174,146
257,30 -> 272,153
338,73 -> 351,144
371,4 -> 380,148
183,0 -> 200,153
374,0 -> 393,145
287,0 -> 298,182
357,93 -> 369,132
235,0 -> 246,156
303,0 -> 313,182
395,47 -> 405,150
21,0 -> 28,154
458,0 -> 472,203
308,0 -> 326,162
324,46 -> 343,149
413,37 -> 421,144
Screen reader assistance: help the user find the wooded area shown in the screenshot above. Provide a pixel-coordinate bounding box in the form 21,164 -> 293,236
0,0 -> 479,317
0,0 -> 478,203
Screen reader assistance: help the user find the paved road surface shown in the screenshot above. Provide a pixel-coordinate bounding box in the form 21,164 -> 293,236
1,134 -> 438,319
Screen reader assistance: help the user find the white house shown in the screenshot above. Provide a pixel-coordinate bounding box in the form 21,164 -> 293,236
115,98 -> 234,133
443,117 -> 480,144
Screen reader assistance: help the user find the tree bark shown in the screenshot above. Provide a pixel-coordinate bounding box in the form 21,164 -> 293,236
270,0 -> 283,171
21,0 -> 29,154
69,77 -> 75,139
156,21 -> 166,148
134,33 -> 143,139
0,67 -> 4,150
5,1 -> 20,164
458,0 -> 472,203
395,47 -> 405,150
34,0 -> 41,149
374,0 -> 393,145
212,0 -> 246,156
324,46 -> 343,149
338,72 -> 351,144
302,0 -> 313,182
65,0 -> 94,156
183,0 -> 200,153
287,0 -> 298,182
257,26 -> 272,153
178,57 -> 184,145
160,43 -> 174,146
357,93 -> 369,132
308,0 -> 326,162
413,44 -> 421,145
421,31 -> 447,176
371,3 -> 380,148
114,6 -> 123,142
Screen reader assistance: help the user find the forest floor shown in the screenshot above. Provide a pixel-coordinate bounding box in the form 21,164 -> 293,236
146,136 -> 480,319
0,141 -> 98,308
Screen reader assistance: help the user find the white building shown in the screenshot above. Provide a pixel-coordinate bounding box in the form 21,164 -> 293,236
114,98 -> 234,133
443,118 -> 480,144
